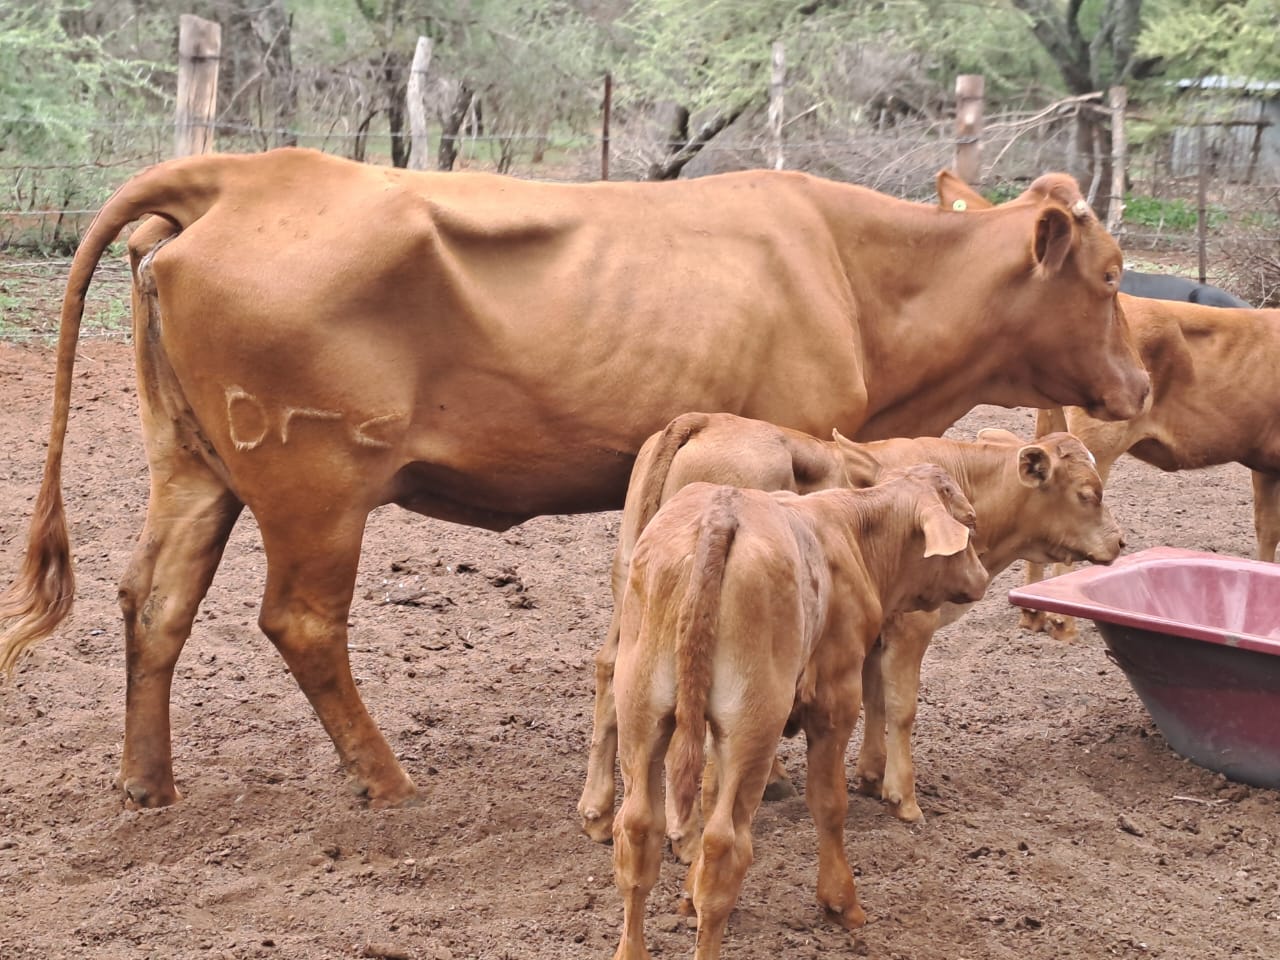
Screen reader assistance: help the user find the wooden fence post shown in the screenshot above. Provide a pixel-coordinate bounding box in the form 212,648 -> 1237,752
175,14 -> 221,157
954,74 -> 984,184
768,41 -> 786,170
1197,124 -> 1209,284
407,37 -> 434,170
1106,85 -> 1128,233
601,73 -> 612,180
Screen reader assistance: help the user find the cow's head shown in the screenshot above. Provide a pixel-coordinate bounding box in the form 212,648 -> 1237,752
936,169 -> 1149,422
883,463 -> 990,609
977,427 -> 1124,565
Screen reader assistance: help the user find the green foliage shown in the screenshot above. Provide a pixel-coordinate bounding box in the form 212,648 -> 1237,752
1123,193 -> 1227,231
0,4 -> 162,249
1139,0 -> 1280,79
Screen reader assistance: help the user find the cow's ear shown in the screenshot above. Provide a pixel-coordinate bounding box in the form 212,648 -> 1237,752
936,169 -> 992,211
1018,445 -> 1053,487
832,429 -> 881,488
1033,205 -> 1074,273
920,503 -> 971,558
976,427 -> 1023,445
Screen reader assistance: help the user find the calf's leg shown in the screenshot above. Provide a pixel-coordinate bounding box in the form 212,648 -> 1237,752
685,731 -> 778,960
580,609 -> 623,842
612,706 -> 671,960
876,614 -> 934,821
804,672 -> 866,929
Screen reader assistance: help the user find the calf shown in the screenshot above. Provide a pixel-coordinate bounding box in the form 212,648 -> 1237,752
611,466 -> 988,960
578,412 -> 1121,842
1021,296 -> 1280,639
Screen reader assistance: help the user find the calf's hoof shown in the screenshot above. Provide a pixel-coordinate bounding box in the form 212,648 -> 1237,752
1046,615 -> 1080,643
668,828 -> 701,865
890,797 -> 924,823
1018,609 -> 1047,633
853,773 -> 882,798
762,776 -> 798,802
580,807 -> 616,844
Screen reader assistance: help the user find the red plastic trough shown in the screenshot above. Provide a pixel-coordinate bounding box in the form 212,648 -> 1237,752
1008,547 -> 1280,789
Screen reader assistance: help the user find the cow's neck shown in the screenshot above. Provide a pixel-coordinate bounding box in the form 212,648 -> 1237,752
825,484 -> 919,619
816,188 -> 1043,440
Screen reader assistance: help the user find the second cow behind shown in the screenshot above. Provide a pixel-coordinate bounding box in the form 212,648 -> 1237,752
611,465 -> 989,959
579,412 -> 1123,845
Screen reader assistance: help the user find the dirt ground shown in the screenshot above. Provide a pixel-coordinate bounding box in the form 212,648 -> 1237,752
1,328 -> 1277,960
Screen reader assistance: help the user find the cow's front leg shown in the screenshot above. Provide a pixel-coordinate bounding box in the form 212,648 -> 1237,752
257,510 -> 418,807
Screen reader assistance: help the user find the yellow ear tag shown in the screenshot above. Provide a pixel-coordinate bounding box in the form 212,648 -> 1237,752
952,199 -> 967,211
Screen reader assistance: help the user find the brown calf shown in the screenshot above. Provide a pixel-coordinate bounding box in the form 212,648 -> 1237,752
611,466 -> 988,960
579,412 -> 1121,843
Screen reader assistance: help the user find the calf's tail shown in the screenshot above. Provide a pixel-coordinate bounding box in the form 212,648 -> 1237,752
633,413 -> 713,534
668,487 -> 739,829
0,153 -> 233,677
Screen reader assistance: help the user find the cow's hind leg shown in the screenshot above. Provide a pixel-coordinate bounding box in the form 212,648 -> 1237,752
117,464 -> 243,807
256,510 -> 417,807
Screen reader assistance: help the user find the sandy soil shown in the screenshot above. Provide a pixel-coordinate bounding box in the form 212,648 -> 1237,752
0,336 -> 1276,960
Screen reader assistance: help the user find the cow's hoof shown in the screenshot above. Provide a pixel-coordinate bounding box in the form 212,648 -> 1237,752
118,776 -> 181,809
580,809 -> 615,844
825,901 -> 867,930
762,777 -> 798,801
359,776 -> 421,809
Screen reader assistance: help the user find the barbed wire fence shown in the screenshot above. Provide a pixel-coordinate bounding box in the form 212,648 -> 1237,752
2,28 -> 1277,343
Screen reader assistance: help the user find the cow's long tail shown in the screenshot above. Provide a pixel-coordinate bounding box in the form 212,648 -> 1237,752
668,487 -> 739,830
0,152 -> 234,676
633,412 -> 713,534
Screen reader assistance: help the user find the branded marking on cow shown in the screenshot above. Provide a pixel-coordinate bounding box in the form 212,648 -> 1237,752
226,387 -> 270,451
281,406 -> 344,443
353,413 -> 403,450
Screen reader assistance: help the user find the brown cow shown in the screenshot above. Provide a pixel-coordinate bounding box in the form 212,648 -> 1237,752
0,148 -> 1146,809
611,467 -> 989,959
578,413 -> 1121,842
935,170 -> 1280,640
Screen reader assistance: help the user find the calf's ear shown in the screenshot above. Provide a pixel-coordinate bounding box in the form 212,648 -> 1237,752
976,427 -> 1023,445
920,503 -> 971,558
832,429 -> 882,488
1017,445 -> 1053,487
1033,205 -> 1074,273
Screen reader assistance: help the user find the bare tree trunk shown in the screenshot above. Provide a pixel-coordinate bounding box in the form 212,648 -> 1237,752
384,54 -> 410,168
438,84 -> 475,171
647,106 -> 745,181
